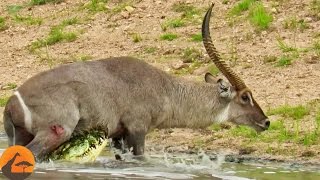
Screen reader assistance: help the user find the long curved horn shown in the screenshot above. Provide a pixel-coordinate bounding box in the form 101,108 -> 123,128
202,3 -> 247,90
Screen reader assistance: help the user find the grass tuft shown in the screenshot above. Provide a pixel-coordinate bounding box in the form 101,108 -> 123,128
248,2 -> 273,30
276,55 -> 293,67
6,5 -> 24,14
83,0 -> 109,13
160,33 -> 178,41
30,0 -> 64,5
190,33 -> 202,42
2,83 -> 17,90
316,111 -> 320,132
182,47 -> 202,63
62,17 -> 79,26
30,26 -> 77,51
144,47 -> 157,54
0,17 -> 8,31
0,97 -> 10,107
162,18 -> 185,30
30,18 -> 80,51
208,64 -> 220,76
313,40 -> 320,56
172,2 -> 201,19
132,33 -> 142,43
230,125 -> 257,138
277,38 -> 298,53
13,15 -> 43,26
283,17 -> 309,32
267,105 -> 309,120
310,0 -> 320,19
75,54 -> 93,61
229,0 -> 256,16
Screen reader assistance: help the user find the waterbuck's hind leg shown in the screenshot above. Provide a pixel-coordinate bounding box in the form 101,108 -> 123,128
26,125 -> 73,161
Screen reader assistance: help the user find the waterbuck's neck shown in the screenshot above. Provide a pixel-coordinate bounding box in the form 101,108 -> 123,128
162,79 -> 230,129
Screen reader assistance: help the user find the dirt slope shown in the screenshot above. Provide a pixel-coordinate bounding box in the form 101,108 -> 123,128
0,0 -> 319,164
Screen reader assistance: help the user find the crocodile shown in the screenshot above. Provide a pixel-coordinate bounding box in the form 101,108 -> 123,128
46,129 -> 110,163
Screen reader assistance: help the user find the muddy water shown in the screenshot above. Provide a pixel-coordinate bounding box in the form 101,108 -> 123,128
0,133 -> 319,180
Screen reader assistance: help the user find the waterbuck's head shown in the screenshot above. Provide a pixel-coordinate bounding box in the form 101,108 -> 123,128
202,4 -> 270,132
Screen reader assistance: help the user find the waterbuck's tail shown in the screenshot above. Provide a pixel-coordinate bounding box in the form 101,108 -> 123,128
3,107 -> 16,146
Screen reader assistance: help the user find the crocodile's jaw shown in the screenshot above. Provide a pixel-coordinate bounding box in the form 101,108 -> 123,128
72,139 -> 109,163
47,130 -> 110,163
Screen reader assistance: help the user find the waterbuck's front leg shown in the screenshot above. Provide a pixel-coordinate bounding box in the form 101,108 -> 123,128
125,131 -> 146,155
120,113 -> 150,156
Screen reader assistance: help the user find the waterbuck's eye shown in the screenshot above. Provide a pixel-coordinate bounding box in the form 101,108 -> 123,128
241,94 -> 249,102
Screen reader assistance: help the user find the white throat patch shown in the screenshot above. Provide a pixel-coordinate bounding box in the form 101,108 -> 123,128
215,104 -> 230,123
14,91 -> 32,132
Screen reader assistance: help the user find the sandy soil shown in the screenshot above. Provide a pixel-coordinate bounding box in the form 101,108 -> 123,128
0,0 -> 319,164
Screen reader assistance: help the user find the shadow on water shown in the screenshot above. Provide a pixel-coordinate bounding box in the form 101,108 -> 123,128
0,133 -> 319,180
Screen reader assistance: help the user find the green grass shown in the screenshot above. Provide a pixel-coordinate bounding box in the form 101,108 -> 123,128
230,125 -> 258,138
303,132 -> 318,146
222,0 -> 229,5
83,0 -> 109,13
313,40 -> 320,56
208,64 -> 220,76
61,17 -> 79,26
13,15 -> 43,26
208,124 -> 222,131
274,37 -> 299,66
3,83 -> 17,90
160,33 -> 178,41
111,1 -> 133,14
248,2 -> 273,30
132,33 -> 142,43
310,0 -> 320,19
162,3 -> 201,31
30,0 -> 64,5
75,54 -> 93,61
30,26 -> 77,51
0,17 -> 7,31
229,0 -> 256,16
181,47 -> 202,63
173,60 -> 202,75
228,101 -> 320,149
269,119 -> 285,131
0,97 -> 10,107
30,18 -> 80,51
316,110 -> 320,132
283,17 -> 309,32
277,38 -> 298,53
162,18 -> 185,30
259,119 -> 294,143
144,47 -> 157,54
263,55 -> 277,64
267,105 -> 309,120
276,55 -> 293,67
172,2 -> 201,19
6,5 -> 24,14
190,33 -> 202,42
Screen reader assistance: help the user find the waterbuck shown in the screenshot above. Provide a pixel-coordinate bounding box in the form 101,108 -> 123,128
3,4 -> 269,160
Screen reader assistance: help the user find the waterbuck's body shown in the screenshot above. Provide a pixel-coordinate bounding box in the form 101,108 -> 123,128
3,4 -> 269,160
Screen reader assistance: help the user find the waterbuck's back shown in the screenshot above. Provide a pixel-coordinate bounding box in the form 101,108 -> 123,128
16,57 -> 176,133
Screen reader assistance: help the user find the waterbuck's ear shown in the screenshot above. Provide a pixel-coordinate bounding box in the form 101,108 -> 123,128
205,73 -> 217,84
217,78 -> 233,98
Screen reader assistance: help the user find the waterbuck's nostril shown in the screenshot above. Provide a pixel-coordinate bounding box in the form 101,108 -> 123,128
265,120 -> 270,128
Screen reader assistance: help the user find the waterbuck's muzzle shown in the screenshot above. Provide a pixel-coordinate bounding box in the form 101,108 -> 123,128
255,119 -> 270,132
